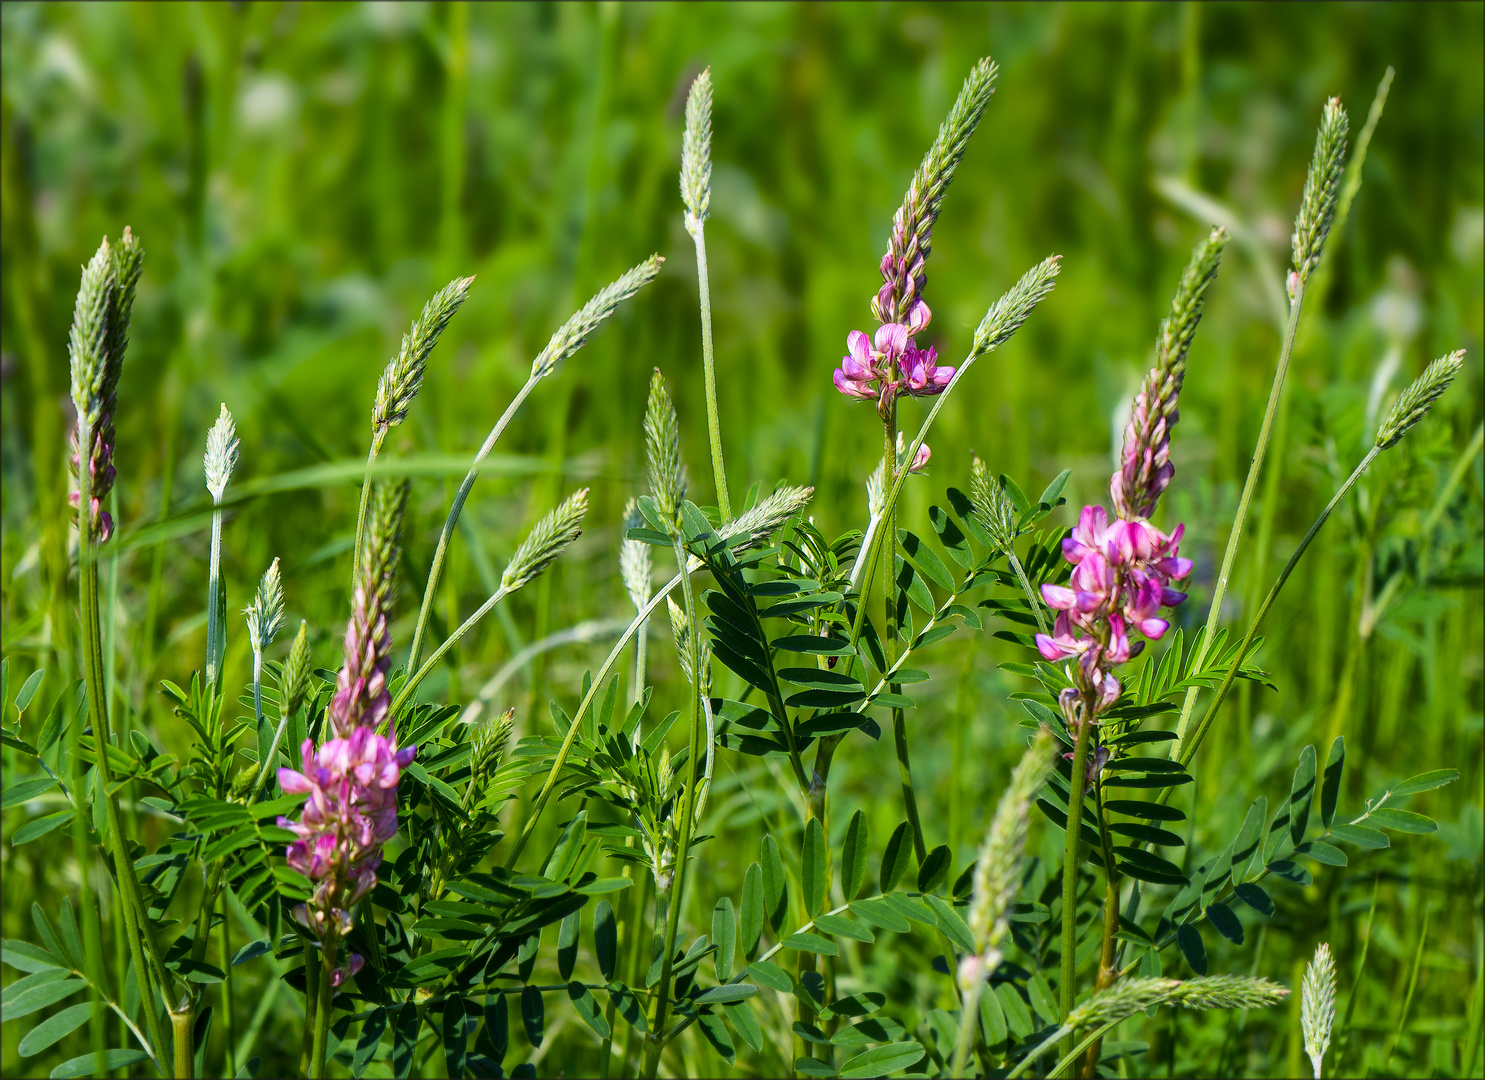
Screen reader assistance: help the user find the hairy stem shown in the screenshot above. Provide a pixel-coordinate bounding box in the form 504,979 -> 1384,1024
1172,283 -> 1305,759
170,1004 -> 194,1080
1084,781 -> 1122,1078
299,941 -> 318,1077
883,412 -> 926,862
409,376 -> 541,671
1059,703 -> 1093,1050
640,539 -> 706,1079
1006,548 -> 1050,635
308,951 -> 334,1079
693,223 -> 730,520
75,414 -> 173,1070
220,893 -> 235,1079
205,499 -> 225,687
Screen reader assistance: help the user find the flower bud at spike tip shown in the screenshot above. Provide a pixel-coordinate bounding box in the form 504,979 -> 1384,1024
502,488 -> 589,592
1375,350 -> 1464,450
1112,227 -> 1228,520
373,275 -> 474,429
204,404 -> 240,502
1292,98 -> 1349,283
681,68 -> 712,236
644,369 -> 686,524
328,480 -> 409,740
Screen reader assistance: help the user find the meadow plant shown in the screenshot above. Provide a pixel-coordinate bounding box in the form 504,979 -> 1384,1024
2,50 -> 1473,1080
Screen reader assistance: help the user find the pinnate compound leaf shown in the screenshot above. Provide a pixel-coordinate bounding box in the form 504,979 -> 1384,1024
1205,902 -> 1243,944
1289,745 -> 1317,848
1320,737 -> 1344,830
49,1050 -> 150,1078
1175,924 -> 1207,975
803,818 -> 827,918
19,1002 -> 92,1057
840,810 -> 868,901
1389,770 -> 1460,798
838,1040 -> 926,1078
880,822 -> 912,893
594,900 -> 617,981
712,898 -> 736,982
1367,808 -> 1436,834
739,863 -> 764,958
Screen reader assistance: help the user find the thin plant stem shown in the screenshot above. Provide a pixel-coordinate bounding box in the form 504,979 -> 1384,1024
205,496 -> 225,687
75,413 -> 173,1070
1084,780 -> 1123,1078
1006,547 -> 1051,635
299,940 -> 319,1077
220,893 -> 235,1079
503,571 -> 684,868
882,411 -> 926,862
408,376 -> 541,672
1178,447 -> 1378,769
171,1006 -> 194,1080
309,951 -> 335,1079
640,539 -> 705,1079
692,224 -> 730,520
393,585 -> 511,716
1172,282 -> 1306,759
350,428 -> 387,590
949,974 -> 988,1079
1059,701 -> 1094,1051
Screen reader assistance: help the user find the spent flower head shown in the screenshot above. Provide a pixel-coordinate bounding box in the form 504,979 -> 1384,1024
502,488 -> 589,592
1292,98 -> 1350,284
373,275 -> 474,429
1302,943 -> 1337,1079
1375,350 -> 1464,449
532,256 -> 663,379
681,68 -> 712,236
204,404 -> 240,502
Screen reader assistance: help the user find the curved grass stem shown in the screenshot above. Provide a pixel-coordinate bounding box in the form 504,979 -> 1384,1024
692,223 -> 730,520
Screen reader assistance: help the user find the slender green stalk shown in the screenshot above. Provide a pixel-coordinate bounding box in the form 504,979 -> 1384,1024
205,500 -> 225,687
1006,547 -> 1050,635
639,539 -> 705,1079
394,584 -> 511,715
881,412 -> 926,862
505,571 -> 682,867
1171,281 -> 1305,760
309,951 -> 335,1078
693,227 -> 730,519
408,376 -> 540,671
1059,703 -> 1094,1048
220,893 -> 235,1079
949,974 -> 989,1079
350,428 -> 387,590
75,413 -> 173,1070
171,1006 -> 194,1080
299,940 -> 319,1077
1178,447 -> 1376,769
1084,782 -> 1123,1078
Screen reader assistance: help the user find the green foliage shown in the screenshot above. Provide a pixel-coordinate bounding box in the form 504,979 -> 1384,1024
2,4 -> 1481,1079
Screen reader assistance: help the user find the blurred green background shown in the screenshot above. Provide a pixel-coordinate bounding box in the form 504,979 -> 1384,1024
2,2 -> 1481,1077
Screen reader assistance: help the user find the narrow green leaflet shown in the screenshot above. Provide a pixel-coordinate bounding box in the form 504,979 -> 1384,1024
18,1002 -> 93,1057
712,898 -> 736,982
838,1040 -> 926,1078
803,818 -> 827,918
1320,737 -> 1344,830
840,810 -> 868,901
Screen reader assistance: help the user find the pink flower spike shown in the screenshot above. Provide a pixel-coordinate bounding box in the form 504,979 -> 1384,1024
1041,584 -> 1077,610
278,769 -> 314,794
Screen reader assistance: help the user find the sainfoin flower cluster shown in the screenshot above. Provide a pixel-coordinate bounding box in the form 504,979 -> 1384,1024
833,299 -> 955,414
278,483 -> 413,986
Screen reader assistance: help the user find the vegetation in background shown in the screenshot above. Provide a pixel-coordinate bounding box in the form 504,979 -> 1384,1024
2,4 -> 1481,1078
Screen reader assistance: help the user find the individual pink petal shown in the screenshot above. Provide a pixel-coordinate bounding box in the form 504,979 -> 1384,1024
1042,584 -> 1077,609
833,368 -> 875,398
278,768 -> 315,794
1139,617 -> 1169,640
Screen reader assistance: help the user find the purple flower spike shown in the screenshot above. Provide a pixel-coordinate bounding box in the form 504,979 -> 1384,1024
832,301 -> 951,405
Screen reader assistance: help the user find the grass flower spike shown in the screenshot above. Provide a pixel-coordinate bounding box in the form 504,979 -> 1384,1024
502,488 -> 589,592
645,369 -> 686,525
681,67 -> 712,236
1375,350 -> 1465,449
372,276 -> 474,430
1302,943 -> 1338,1078
1292,98 -> 1350,285
204,403 -> 240,503
245,557 -> 284,656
